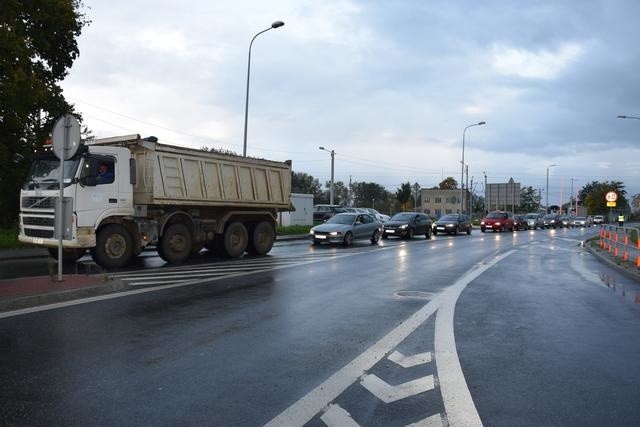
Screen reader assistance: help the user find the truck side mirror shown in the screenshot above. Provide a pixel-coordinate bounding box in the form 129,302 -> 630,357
83,176 -> 97,187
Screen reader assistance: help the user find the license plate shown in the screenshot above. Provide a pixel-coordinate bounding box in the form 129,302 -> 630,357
486,225 -> 493,229
386,230 -> 395,233
437,227 -> 446,231
34,238 -> 44,244
316,235 -> 326,239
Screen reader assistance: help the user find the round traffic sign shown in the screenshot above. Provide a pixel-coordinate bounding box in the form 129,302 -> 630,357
605,191 -> 618,202
52,114 -> 81,160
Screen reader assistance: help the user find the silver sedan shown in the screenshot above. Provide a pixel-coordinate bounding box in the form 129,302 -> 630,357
308,213 -> 382,246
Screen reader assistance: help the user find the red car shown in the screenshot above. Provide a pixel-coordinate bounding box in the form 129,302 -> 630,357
480,211 -> 516,232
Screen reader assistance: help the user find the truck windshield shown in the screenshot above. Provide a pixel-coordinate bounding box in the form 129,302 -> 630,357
22,157 -> 80,190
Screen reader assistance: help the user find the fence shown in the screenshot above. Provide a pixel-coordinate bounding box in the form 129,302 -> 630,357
598,224 -> 640,268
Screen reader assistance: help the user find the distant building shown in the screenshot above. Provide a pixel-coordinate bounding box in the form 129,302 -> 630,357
420,188 -> 470,218
485,178 -> 521,212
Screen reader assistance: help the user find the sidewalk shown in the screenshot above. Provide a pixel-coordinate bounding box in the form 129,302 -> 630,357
0,234 -> 309,313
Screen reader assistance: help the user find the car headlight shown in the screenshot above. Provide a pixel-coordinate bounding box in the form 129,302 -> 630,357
329,231 -> 341,236
495,222 -> 501,226
399,224 -> 408,229
310,230 -> 315,235
481,221 -> 485,225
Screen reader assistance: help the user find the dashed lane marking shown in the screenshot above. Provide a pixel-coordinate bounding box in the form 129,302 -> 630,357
360,373 -> 435,404
388,350 -> 432,368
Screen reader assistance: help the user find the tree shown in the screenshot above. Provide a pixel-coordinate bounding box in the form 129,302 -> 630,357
438,177 -> 458,190
0,1 -> 90,226
352,181 -> 389,208
518,186 -> 540,213
579,181 -> 628,215
291,171 -> 321,196
316,180 -> 349,205
396,182 -> 412,210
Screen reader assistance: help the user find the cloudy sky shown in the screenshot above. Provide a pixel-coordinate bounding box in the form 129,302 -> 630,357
61,0 -> 640,205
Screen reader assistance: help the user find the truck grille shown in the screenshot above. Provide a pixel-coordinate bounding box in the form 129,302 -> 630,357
23,217 -> 55,227
24,228 -> 55,238
22,197 -> 56,209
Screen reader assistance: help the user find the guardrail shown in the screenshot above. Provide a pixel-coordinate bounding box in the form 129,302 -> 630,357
598,224 -> 640,268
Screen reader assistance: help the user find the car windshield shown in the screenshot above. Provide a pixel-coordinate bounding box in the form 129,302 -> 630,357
22,156 -> 80,190
439,215 -> 459,221
326,214 -> 355,225
575,217 -> 586,220
543,214 -> 556,219
524,214 -> 539,219
390,213 -> 415,221
486,212 -> 505,219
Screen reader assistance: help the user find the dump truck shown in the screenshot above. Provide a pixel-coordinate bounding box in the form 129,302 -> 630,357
18,134 -> 292,268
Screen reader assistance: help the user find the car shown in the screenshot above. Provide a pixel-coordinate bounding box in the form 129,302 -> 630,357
313,204 -> 346,224
573,216 -> 588,227
363,208 -> 391,222
560,216 -> 574,228
513,214 -> 528,231
542,213 -> 561,229
308,212 -> 382,246
382,212 -> 432,239
432,214 -> 472,235
480,211 -> 515,232
593,215 -> 604,225
523,212 -> 544,230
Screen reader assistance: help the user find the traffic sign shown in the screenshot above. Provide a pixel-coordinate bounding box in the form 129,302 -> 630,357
605,191 -> 618,202
606,201 -> 616,207
52,114 -> 81,160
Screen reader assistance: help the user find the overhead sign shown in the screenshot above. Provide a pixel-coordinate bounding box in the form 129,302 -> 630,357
52,114 -> 81,160
606,201 -> 616,207
605,191 -> 618,202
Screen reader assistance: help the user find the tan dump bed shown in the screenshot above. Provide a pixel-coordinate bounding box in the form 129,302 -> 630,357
93,135 -> 292,209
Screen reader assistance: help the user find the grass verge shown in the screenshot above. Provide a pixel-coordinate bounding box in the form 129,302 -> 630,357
277,225 -> 311,235
0,226 -> 26,250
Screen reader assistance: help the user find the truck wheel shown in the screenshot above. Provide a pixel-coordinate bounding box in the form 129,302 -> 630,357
47,247 -> 86,263
246,221 -> 275,255
92,224 -> 133,268
222,222 -> 248,258
159,223 -> 192,263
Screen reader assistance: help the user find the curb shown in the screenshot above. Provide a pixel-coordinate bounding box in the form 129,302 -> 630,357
583,240 -> 640,283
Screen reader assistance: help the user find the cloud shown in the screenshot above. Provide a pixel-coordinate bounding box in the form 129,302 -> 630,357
490,43 -> 585,79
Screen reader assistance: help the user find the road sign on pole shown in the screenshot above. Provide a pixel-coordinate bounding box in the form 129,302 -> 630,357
605,191 -> 618,203
51,114 -> 81,282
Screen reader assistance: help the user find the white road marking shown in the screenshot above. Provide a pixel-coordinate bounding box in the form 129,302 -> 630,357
265,250 -> 516,427
360,374 -> 435,403
388,350 -> 432,368
434,249 -> 516,427
0,248 -> 399,319
406,413 -> 445,427
320,404 -> 360,427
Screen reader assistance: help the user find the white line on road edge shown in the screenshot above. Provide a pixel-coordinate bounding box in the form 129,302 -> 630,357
265,250 -> 516,427
434,249 -> 516,427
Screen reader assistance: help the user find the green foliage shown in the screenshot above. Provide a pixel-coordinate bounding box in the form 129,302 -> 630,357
0,226 -> 25,249
579,181 -> 628,215
276,225 -> 311,235
396,182 -> 412,210
352,181 -> 390,210
438,177 -> 458,190
0,0 -> 90,226
291,171 -> 321,197
519,186 -> 540,212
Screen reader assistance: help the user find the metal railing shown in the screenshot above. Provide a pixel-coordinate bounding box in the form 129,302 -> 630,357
598,224 -> 640,268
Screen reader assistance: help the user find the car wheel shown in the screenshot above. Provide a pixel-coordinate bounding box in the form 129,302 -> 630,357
382,233 -> 388,239
343,231 -> 354,247
425,228 -> 431,240
433,229 -> 438,235
371,229 -> 381,244
481,228 -> 485,233
466,226 -> 471,235
452,227 -> 458,236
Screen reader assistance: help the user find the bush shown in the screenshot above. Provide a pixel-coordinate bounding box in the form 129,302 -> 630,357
0,226 -> 26,250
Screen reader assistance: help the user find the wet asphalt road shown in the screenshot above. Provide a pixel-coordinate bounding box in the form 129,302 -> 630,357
1,228 -> 640,426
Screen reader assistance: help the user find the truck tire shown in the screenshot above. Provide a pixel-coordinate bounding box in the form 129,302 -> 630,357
47,247 -> 86,263
92,224 -> 133,268
246,221 -> 275,255
222,222 -> 248,258
159,223 -> 192,263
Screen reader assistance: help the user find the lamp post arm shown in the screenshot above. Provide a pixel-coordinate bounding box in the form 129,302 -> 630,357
243,27 -> 274,157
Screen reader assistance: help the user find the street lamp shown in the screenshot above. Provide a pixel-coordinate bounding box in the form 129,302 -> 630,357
570,178 -> 579,214
460,121 -> 486,214
546,164 -> 556,213
242,21 -> 285,157
617,115 -> 640,120
319,146 -> 335,205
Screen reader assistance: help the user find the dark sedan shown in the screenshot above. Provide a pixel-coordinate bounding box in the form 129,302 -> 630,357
382,212 -> 432,239
432,214 -> 472,235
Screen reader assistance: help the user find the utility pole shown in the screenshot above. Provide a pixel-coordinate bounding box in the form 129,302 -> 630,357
483,172 -> 488,213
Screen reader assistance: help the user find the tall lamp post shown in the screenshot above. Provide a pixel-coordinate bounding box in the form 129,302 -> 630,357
570,178 -> 579,214
617,115 -> 640,120
460,121 -> 486,214
546,164 -> 556,213
242,21 -> 285,157
319,147 -> 335,205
